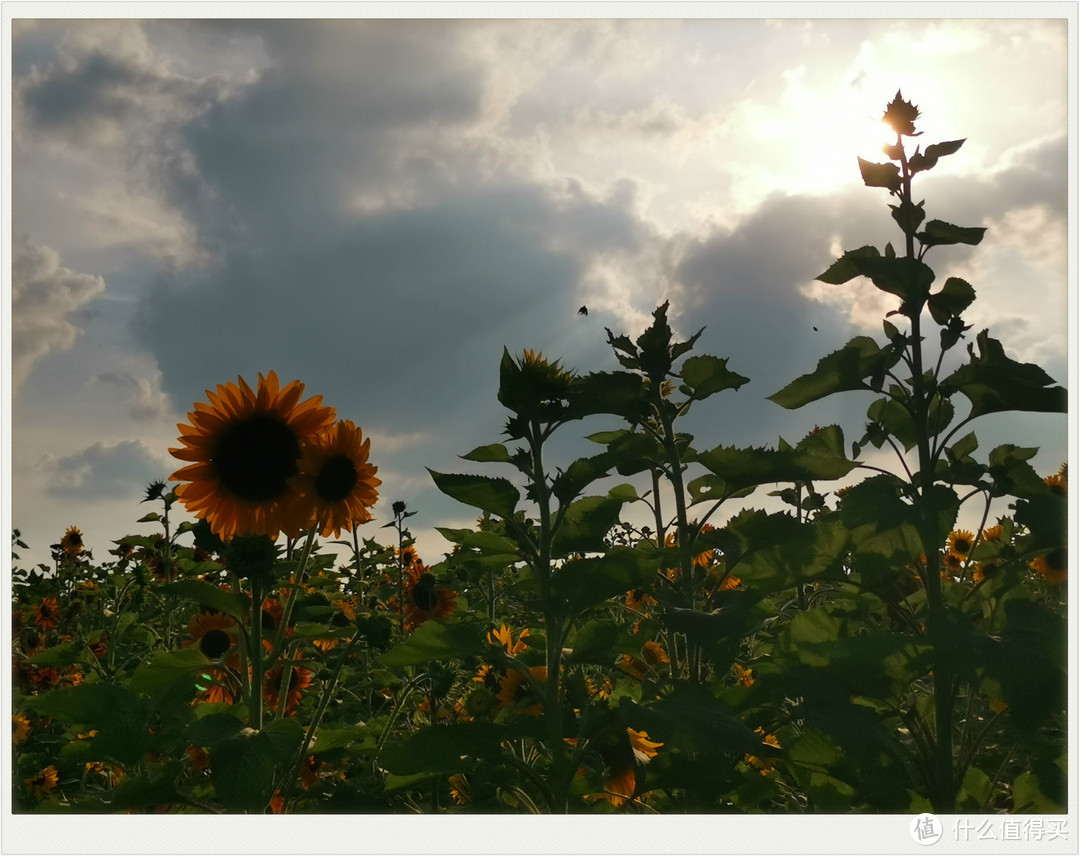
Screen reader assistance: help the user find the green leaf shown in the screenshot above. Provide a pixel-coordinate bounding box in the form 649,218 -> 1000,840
160,579 -> 251,621
379,620 -> 487,668
678,355 -> 750,400
769,337 -> 901,409
27,641 -> 86,667
734,515 -> 850,592
917,219 -> 986,247
695,437 -> 857,499
857,158 -> 901,193
379,722 -> 510,775
550,547 -> 658,614
927,277 -> 976,325
128,648 -> 211,696
567,620 -> 623,665
867,397 -> 918,451
566,371 -> 644,421
552,452 -> 616,504
551,492 -> 626,557
211,728 -> 281,813
461,443 -> 511,463
942,330 -> 1067,418
26,684 -> 152,765
187,712 -> 245,746
428,470 -> 520,519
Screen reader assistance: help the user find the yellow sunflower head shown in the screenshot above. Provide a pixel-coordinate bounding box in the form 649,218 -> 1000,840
947,530 -> 975,557
291,419 -> 381,538
24,765 -> 59,799
169,371 -> 336,540
1031,547 -> 1067,585
13,713 -> 31,745
186,611 -> 237,661
60,526 -> 84,557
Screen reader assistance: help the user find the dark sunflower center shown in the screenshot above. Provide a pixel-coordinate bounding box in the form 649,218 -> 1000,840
1044,547 -> 1067,571
314,454 -> 359,502
411,574 -> 439,610
199,628 -> 232,660
214,414 -> 301,502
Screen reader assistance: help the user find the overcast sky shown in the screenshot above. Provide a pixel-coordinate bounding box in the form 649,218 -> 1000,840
8,14 -> 1071,571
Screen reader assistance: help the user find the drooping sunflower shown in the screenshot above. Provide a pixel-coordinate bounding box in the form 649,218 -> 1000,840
60,526 -> 84,557
619,640 -> 670,680
291,419 -> 380,537
34,598 -> 61,631
13,713 -> 31,745
745,726 -> 782,775
1031,547 -> 1067,585
185,611 -> 237,661
169,371 -> 336,540
263,664 -> 313,714
24,765 -> 59,799
496,666 -> 548,717
404,567 -> 457,630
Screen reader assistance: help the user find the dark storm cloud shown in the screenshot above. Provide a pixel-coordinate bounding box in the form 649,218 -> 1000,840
16,42 -> 229,145
43,441 -> 168,500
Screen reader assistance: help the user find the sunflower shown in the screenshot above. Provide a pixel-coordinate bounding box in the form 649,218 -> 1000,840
169,371 -> 336,540
619,640 -> 669,680
13,713 -> 31,745
291,419 -> 381,537
24,765 -> 59,799
185,611 -> 237,661
1044,464 -> 1067,496
942,551 -> 964,574
733,663 -> 754,687
488,624 -> 530,656
981,524 -> 1004,543
947,530 -> 975,558
1031,548 -> 1067,585
745,727 -> 782,775
625,588 -> 656,612
60,526 -> 84,557
404,567 -> 457,630
448,773 -> 471,805
34,597 -> 61,630
585,728 -> 663,807
263,664 -> 312,714
399,544 -> 420,569
496,666 -> 548,716
195,668 -> 239,705
972,561 -> 1000,586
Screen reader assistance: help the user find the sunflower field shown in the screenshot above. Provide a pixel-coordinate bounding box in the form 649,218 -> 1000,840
11,92 -> 1068,816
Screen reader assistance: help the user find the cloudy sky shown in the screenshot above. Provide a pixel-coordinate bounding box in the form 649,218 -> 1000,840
8,13 -> 1072,572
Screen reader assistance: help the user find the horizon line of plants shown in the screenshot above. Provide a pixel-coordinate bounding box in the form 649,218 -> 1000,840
12,91 -> 1067,815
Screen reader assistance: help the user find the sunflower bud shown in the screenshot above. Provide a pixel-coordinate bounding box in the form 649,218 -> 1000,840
882,90 -> 921,137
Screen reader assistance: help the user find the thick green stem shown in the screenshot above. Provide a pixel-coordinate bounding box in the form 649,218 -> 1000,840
899,136 -> 956,811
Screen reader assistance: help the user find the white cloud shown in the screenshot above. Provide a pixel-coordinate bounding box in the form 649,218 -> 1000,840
39,439 -> 173,500
90,371 -> 173,421
11,236 -> 106,390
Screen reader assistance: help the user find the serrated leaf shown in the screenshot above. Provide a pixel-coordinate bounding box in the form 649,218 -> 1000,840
942,330 -> 1067,418
769,337 -> 901,409
551,493 -> 626,557
927,276 -> 976,325
917,219 -> 986,247
696,440 -> 857,497
566,371 -> 644,421
550,547 -> 657,614
817,246 -> 881,285
128,648 -> 211,696
858,158 -> 901,192
678,355 -> 750,400
379,620 -> 487,668
379,722 -> 510,775
552,452 -> 616,504
160,579 -> 251,621
428,470 -> 520,519
461,443 -> 512,463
